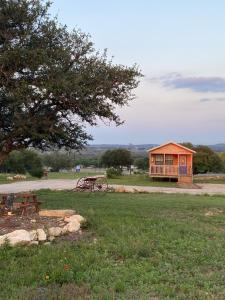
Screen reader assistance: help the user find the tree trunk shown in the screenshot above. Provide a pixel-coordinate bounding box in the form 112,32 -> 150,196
0,152 -> 8,167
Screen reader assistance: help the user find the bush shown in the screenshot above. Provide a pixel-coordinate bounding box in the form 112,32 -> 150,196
29,167 -> 44,178
2,150 -> 43,177
106,167 -> 122,179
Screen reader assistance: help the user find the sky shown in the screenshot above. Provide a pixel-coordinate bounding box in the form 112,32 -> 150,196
50,0 -> 225,145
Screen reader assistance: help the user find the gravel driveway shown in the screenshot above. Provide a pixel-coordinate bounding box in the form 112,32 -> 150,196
1,179 -> 225,195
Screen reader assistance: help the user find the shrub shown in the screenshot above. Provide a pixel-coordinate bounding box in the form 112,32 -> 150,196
106,167 -> 122,179
28,167 -> 44,178
2,150 -> 43,176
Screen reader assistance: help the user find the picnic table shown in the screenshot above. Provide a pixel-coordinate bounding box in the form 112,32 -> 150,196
0,193 -> 41,216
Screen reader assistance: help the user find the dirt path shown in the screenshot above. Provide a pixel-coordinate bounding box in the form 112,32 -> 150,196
112,184 -> 225,195
1,179 -> 225,195
0,179 -> 77,194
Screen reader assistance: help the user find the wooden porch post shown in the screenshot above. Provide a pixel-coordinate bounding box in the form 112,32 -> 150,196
178,154 -> 180,176
149,153 -> 151,175
163,153 -> 165,175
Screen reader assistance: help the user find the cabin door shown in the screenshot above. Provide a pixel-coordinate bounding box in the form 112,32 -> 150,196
179,155 -> 187,175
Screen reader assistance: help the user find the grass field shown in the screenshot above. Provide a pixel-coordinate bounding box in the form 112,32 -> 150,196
194,177 -> 225,184
48,172 -> 177,187
0,174 -> 8,184
0,173 -> 35,184
0,172 -> 177,187
0,191 -> 225,299
1,171 -> 225,187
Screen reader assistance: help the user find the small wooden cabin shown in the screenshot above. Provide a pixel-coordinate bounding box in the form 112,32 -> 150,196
148,142 -> 196,184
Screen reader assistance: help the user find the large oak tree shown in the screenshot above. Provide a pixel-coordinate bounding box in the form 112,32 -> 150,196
0,0 -> 141,164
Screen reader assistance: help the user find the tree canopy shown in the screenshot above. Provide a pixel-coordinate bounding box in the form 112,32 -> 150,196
134,157 -> 149,170
1,149 -> 43,177
42,151 -> 73,172
182,143 -> 224,174
0,0 -> 141,163
101,148 -> 133,169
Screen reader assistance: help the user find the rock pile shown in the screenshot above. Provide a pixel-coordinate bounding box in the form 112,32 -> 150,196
0,211 -> 85,247
7,174 -> 27,181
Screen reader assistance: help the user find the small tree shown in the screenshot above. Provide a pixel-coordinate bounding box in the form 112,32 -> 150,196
0,0 -> 141,164
181,143 -> 224,174
42,152 -> 73,172
101,149 -> 133,170
3,150 -> 43,177
4,151 -> 26,174
193,145 -> 224,174
134,157 -> 149,170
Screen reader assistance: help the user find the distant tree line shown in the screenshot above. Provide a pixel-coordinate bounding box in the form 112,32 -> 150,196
1,143 -> 225,177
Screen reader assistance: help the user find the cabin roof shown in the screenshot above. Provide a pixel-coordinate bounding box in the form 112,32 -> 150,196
147,141 -> 196,154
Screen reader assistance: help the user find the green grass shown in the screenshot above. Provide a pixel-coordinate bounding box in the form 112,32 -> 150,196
0,191 -> 225,299
194,177 -> 225,184
0,173 -> 35,184
2,171 -> 225,187
0,172 -> 177,187
0,174 -> 9,184
108,174 -> 177,187
49,172 -> 177,187
48,171 -> 104,180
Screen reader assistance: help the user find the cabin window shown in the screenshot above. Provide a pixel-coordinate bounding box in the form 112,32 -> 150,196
165,155 -> 173,165
155,154 -> 164,165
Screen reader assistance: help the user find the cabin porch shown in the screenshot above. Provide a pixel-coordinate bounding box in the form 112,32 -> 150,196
149,153 -> 193,179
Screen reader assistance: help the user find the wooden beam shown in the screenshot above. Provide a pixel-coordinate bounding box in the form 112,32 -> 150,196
149,153 -> 151,175
178,154 -> 180,176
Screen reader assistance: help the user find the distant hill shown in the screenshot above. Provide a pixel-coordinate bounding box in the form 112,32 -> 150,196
208,144 -> 225,152
89,144 -> 158,151
88,143 -> 225,153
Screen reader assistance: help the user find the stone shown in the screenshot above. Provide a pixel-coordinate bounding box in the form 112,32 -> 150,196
205,211 -> 214,217
48,236 -> 55,242
48,227 -> 62,237
36,229 -> 47,241
61,225 -> 69,235
59,222 -> 66,226
29,230 -> 37,241
39,209 -> 76,218
44,242 -> 51,245
64,214 -> 86,224
29,241 -> 39,246
115,186 -> 126,193
0,230 -> 31,247
65,220 -> 80,233
30,219 -> 36,223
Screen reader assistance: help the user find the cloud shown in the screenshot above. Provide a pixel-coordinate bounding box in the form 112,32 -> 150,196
150,73 -> 225,93
200,98 -> 211,102
200,97 -> 225,103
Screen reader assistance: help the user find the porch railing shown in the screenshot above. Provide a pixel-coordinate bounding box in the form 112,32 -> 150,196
150,165 -> 192,176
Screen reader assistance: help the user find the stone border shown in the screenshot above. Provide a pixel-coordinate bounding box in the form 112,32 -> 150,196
0,212 -> 86,247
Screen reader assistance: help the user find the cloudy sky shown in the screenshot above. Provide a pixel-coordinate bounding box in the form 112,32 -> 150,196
50,0 -> 225,144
